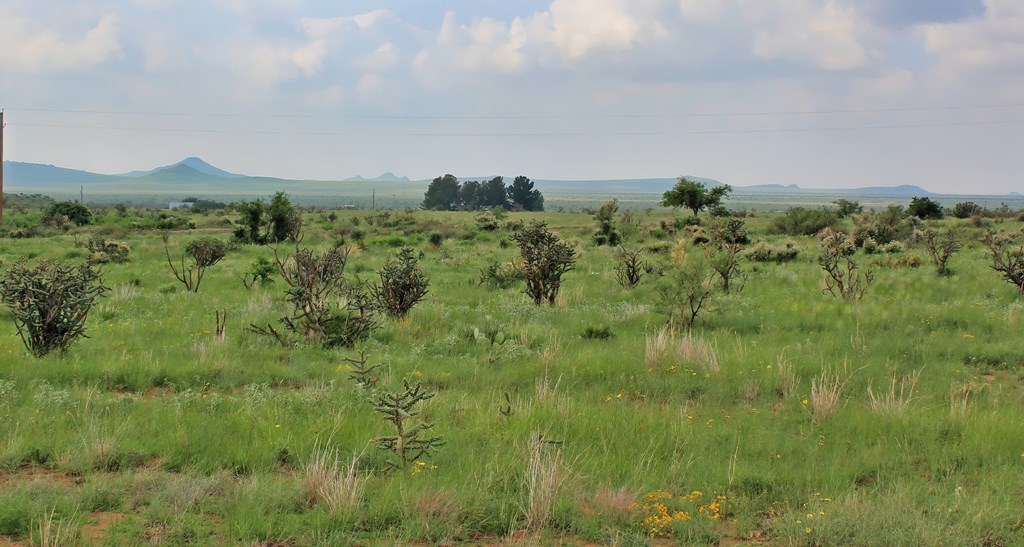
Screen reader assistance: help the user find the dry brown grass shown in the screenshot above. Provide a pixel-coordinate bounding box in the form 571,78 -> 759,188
811,368 -> 850,423
577,486 -> 637,523
644,326 -> 720,374
524,436 -> 568,531
303,443 -> 365,513
867,370 -> 920,416
32,509 -> 79,547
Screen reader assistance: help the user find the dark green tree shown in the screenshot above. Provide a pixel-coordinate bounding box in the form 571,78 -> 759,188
661,177 -> 732,217
507,176 -> 544,211
422,174 -> 461,211
459,180 -> 482,210
480,176 -> 510,209
907,196 -> 944,220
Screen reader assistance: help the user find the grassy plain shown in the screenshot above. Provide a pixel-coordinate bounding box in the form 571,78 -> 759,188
0,203 -> 1023,545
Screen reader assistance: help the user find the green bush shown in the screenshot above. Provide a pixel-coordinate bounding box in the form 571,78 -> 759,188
769,207 -> 838,236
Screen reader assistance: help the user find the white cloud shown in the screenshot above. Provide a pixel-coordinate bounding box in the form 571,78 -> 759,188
237,9 -> 395,85
747,0 -> 871,70
356,42 -> 401,72
0,13 -> 121,72
922,0 -> 1024,74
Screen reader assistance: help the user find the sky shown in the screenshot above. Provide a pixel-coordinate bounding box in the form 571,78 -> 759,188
1,0 -> 1023,193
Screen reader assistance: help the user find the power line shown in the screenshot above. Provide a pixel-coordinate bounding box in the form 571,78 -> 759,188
7,103 -> 1024,120
8,118 -> 1024,137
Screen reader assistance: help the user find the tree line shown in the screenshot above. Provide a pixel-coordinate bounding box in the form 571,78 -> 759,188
422,175 -> 544,211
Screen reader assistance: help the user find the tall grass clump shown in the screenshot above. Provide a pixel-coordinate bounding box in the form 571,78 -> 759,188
303,443 -> 365,513
644,326 -> 720,374
866,370 -> 920,416
524,435 -> 568,531
810,367 -> 850,423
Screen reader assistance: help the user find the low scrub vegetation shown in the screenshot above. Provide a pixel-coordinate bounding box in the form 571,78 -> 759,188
0,195 -> 1021,545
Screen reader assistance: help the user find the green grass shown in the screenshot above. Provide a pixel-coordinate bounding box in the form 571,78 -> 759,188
0,207 -> 1022,545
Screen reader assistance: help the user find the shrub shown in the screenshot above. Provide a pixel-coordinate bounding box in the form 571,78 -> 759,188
851,206 -> 909,245
475,212 -> 500,232
581,325 -> 613,340
512,221 -> 577,306
163,236 -> 227,292
44,201 -> 92,226
372,248 -> 429,318
981,228 -> 1024,292
615,248 -> 648,289
883,241 -> 905,254
921,228 -> 962,275
240,256 -> 275,288
707,218 -> 749,245
86,238 -> 130,264
744,241 -> 799,263
952,201 -> 984,219
657,257 -> 716,330
592,199 -> 622,246
907,196 -> 944,220
833,199 -> 863,218
818,230 -> 873,301
479,260 -> 519,289
0,259 -> 109,357
769,207 -> 838,236
428,231 -> 445,248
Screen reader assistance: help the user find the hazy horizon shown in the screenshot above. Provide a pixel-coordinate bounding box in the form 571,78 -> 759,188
2,1 -> 1022,193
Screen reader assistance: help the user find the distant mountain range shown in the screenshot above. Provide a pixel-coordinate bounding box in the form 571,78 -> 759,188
0,157 -> 1015,198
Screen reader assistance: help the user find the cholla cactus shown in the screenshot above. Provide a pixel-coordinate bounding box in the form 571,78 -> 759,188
0,259 -> 109,357
818,230 -> 872,301
371,380 -> 444,470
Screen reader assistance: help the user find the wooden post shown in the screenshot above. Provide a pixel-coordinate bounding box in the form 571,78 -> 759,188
0,110 -> 5,225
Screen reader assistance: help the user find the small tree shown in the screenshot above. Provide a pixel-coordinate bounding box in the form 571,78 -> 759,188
372,248 -> 429,318
907,197 -> 944,220
833,199 -> 863,218
921,228 -> 962,275
513,221 -> 576,306
0,259 -> 108,357
267,191 -> 301,244
164,235 -> 227,292
982,229 -> 1024,292
818,230 -> 873,301
592,199 -> 621,246
661,178 -> 731,217
657,258 -> 716,329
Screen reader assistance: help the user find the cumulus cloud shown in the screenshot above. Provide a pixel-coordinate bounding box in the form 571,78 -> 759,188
236,9 -> 395,84
747,1 -> 872,70
0,12 -> 122,72
922,0 -> 1024,74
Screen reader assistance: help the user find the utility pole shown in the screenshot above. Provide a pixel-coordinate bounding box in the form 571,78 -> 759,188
372,188 -> 375,211
0,109 -> 5,225
80,185 -> 84,205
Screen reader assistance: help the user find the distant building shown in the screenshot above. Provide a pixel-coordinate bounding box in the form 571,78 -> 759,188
169,202 -> 194,210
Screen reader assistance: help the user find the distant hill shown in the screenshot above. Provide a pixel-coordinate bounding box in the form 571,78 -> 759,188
0,158 -> 995,201
345,172 -> 410,182
837,184 -> 932,197
3,161 -> 120,186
